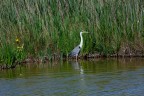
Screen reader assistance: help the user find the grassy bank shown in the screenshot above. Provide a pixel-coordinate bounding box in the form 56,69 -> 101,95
0,0 -> 144,68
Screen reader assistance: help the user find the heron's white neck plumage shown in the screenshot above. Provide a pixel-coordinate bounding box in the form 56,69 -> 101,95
79,32 -> 83,48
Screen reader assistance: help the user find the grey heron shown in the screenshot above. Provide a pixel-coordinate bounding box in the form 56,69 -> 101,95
69,31 -> 88,59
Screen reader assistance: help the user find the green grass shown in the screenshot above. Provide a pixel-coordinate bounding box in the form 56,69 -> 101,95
0,0 -> 144,66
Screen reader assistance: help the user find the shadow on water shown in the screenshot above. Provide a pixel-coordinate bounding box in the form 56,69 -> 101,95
0,58 -> 144,96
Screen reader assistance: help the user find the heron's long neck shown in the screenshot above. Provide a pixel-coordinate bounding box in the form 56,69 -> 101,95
79,33 -> 83,48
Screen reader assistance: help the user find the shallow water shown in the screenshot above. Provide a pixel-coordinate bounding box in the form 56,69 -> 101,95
0,58 -> 144,96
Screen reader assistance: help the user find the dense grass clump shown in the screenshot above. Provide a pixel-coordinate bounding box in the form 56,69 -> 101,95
0,0 -> 144,65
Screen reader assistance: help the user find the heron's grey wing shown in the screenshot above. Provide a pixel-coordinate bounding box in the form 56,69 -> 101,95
69,45 -> 81,57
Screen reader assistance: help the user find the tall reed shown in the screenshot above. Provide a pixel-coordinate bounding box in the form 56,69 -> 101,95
0,0 -> 144,65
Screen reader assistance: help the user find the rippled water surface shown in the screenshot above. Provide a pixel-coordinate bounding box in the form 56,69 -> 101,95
0,58 -> 144,96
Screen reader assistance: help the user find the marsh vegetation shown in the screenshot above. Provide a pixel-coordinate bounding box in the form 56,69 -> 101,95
0,0 -> 144,68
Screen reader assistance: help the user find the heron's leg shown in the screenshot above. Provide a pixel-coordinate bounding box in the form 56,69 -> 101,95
76,55 -> 78,60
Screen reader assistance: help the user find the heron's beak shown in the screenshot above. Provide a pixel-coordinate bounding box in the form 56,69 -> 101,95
82,31 -> 89,33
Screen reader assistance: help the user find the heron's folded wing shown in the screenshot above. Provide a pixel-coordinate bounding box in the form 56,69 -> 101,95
69,45 -> 81,57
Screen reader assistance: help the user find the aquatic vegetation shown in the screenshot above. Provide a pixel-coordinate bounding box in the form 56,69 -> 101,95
0,37 -> 26,68
0,0 -> 144,66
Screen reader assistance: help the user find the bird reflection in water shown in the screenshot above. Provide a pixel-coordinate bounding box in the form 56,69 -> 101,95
69,60 -> 88,94
69,61 -> 84,75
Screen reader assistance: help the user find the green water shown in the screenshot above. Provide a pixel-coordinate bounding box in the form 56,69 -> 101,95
0,58 -> 144,96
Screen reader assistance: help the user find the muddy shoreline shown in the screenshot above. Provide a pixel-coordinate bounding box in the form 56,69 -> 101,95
1,51 -> 144,70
